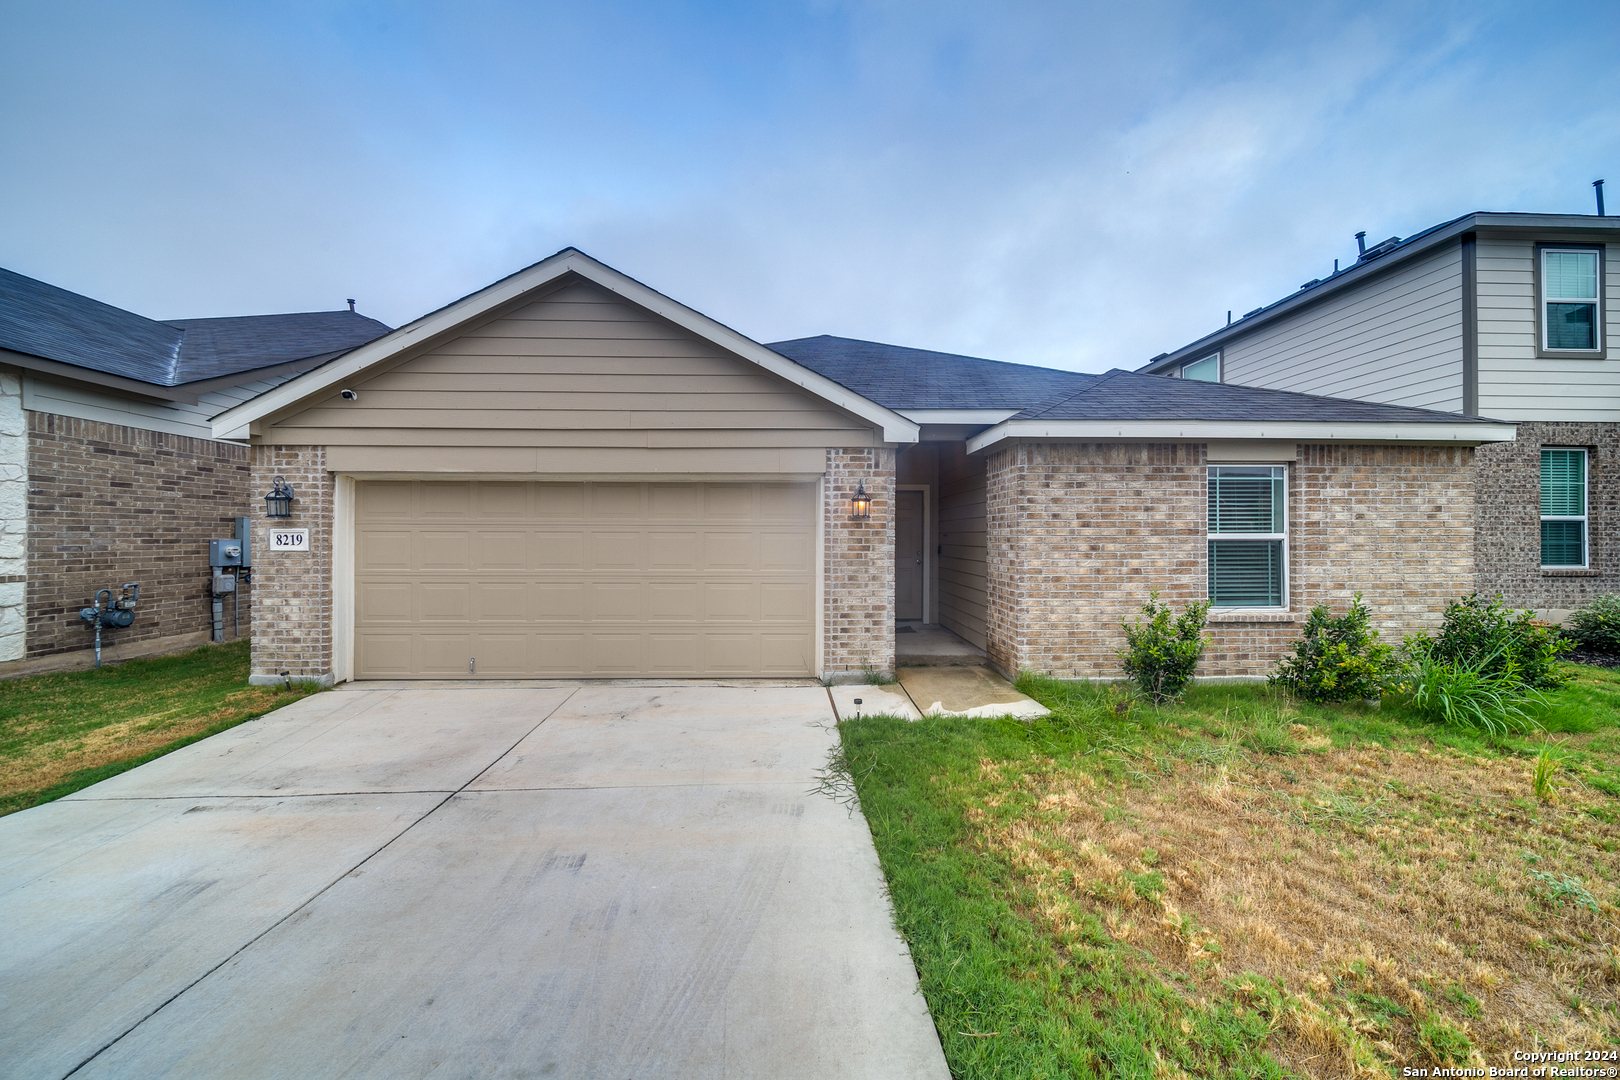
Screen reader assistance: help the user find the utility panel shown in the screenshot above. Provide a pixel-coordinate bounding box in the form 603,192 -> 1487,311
210,539 -> 243,568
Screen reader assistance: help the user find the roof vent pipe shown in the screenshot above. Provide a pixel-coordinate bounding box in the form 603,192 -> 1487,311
1355,232 -> 1367,256
1595,180 -> 1606,217
347,299 -> 357,312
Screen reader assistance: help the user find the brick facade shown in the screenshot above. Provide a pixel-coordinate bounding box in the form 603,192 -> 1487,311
822,447 -> 896,680
985,441 -> 1476,680
1475,421 -> 1620,614
25,412 -> 254,659
249,445 -> 333,685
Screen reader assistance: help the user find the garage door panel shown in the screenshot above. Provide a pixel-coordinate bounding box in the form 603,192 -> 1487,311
473,531 -> 528,569
535,483 -> 585,516
419,634 -> 475,675
530,583 -> 586,620
419,483 -> 471,518
358,530 -> 412,571
420,532 -> 471,569
761,634 -> 814,673
587,583 -> 643,620
358,582 -> 415,622
588,531 -> 644,570
759,530 -> 811,571
471,634 -> 528,675
703,532 -> 756,570
588,634 -> 643,673
354,481 -> 815,678
477,482 -> 529,517
760,582 -> 810,621
357,634 -> 413,676
533,532 -> 585,570
648,531 -> 699,569
647,634 -> 700,672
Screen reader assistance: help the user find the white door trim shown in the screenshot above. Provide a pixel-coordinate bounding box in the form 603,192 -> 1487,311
332,474 -> 356,685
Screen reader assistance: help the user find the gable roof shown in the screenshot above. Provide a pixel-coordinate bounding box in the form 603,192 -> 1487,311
767,335 -> 1094,412
0,265 -> 390,391
209,249 -> 921,444
964,368 -> 1514,452
1137,211 -> 1620,377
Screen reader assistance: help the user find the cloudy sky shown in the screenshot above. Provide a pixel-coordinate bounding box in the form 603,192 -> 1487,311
3,1 -> 1618,372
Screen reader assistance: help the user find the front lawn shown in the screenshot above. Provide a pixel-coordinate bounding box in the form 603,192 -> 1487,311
0,640 -> 318,816
836,665 -> 1620,1078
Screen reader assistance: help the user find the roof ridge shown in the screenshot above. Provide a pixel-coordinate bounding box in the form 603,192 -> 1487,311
1017,367 -> 1128,418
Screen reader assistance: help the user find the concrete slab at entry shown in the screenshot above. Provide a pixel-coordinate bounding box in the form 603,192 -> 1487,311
897,666 -> 1051,719
828,684 -> 923,721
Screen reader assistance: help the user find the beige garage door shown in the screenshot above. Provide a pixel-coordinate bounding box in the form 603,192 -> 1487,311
353,480 -> 817,679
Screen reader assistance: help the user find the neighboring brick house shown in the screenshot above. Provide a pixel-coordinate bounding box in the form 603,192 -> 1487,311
0,267 -> 389,673
1138,210 -> 1620,622
210,248 -> 1511,685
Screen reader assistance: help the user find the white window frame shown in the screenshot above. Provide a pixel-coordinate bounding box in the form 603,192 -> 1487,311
1180,352 -> 1221,382
1206,464 -> 1288,610
1540,447 -> 1590,570
1539,245 -> 1604,355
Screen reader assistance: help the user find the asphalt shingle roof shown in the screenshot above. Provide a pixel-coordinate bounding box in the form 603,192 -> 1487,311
0,266 -> 390,387
1018,369 -> 1501,423
767,334 -> 1095,410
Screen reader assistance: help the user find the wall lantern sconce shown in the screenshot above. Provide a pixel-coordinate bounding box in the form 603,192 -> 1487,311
849,481 -> 871,520
264,475 -> 295,518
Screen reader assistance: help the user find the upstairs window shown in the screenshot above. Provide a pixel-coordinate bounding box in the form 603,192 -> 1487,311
1541,448 -> 1589,568
1541,247 -> 1602,352
1181,353 -> 1220,381
1208,466 -> 1286,607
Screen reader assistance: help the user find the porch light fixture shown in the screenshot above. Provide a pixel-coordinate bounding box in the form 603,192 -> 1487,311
849,481 -> 871,520
264,475 -> 295,518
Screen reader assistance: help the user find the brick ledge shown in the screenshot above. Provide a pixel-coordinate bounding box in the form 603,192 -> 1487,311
1541,569 -> 1603,577
1207,611 -> 1303,624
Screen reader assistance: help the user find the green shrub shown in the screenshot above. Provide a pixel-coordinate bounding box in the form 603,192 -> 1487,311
1398,650 -> 1545,737
1118,593 -> 1210,704
1566,593 -> 1620,654
1270,592 -> 1394,702
1422,593 -> 1572,689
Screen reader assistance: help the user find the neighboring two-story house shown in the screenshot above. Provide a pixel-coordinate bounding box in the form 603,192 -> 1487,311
1138,211 -> 1620,621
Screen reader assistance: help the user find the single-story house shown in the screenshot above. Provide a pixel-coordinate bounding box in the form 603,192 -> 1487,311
0,266 -> 389,672
210,249 -> 1515,685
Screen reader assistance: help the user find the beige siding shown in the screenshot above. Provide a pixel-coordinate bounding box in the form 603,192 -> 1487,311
264,280 -> 876,463
937,442 -> 987,648
1222,242 -> 1464,411
1476,236 -> 1620,422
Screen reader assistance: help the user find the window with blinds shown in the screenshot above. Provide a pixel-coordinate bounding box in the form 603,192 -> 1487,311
1541,448 -> 1588,568
1208,465 -> 1286,607
1542,248 -> 1601,352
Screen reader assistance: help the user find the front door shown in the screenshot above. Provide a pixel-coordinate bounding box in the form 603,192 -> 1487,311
895,489 -> 924,621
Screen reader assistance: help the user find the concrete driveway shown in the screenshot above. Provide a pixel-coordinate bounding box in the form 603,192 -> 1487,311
0,684 -> 949,1080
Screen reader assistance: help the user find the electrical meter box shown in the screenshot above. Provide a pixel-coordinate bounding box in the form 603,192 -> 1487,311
210,539 -> 243,568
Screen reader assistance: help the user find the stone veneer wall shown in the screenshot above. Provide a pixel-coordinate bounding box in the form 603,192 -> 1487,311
1475,421 -> 1620,614
985,442 -> 1475,680
0,370 -> 25,660
249,445 -> 333,684
822,447 -> 896,679
26,412 -> 255,659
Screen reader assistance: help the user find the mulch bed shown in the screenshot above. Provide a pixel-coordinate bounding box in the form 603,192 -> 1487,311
1565,645 -> 1620,669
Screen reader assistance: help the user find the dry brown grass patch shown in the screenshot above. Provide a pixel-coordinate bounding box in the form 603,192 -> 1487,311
970,741 -> 1619,1075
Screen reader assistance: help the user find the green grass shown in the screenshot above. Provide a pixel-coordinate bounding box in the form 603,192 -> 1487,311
0,640 -> 318,816
836,663 -> 1620,1078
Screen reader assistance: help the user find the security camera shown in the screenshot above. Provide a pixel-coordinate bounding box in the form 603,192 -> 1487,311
340,389 -> 358,401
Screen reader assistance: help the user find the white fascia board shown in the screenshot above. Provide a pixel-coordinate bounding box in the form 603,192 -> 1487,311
212,249 -> 919,444
896,408 -> 1020,424
966,419 -> 1517,453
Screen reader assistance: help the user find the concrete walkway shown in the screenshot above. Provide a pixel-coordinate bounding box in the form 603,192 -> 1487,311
0,685 -> 949,1080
